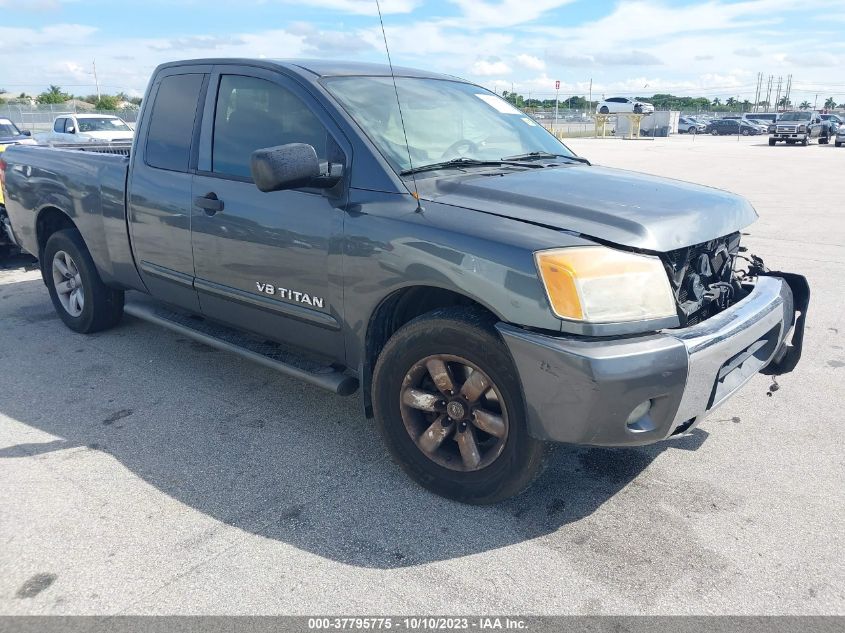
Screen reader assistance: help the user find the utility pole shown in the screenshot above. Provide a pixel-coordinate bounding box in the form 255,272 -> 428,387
554,80 -> 560,131
814,93 -> 819,110
764,75 -> 773,112
774,76 -> 782,112
93,59 -> 101,102
752,72 -> 762,113
783,75 -> 792,110
588,78 -> 592,114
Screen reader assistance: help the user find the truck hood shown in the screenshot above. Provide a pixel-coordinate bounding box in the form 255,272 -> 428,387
81,130 -> 134,141
419,164 -> 758,252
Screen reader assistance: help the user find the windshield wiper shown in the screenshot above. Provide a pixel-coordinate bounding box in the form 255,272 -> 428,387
400,157 -> 543,176
501,151 -> 591,165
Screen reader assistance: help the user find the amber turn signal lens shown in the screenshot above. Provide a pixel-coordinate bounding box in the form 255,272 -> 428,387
535,246 -> 677,323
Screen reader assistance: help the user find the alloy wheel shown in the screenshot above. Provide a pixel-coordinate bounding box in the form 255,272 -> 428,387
399,354 -> 509,472
52,250 -> 85,317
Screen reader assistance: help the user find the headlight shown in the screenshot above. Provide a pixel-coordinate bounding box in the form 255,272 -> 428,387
535,246 -> 677,323
798,125 -> 807,133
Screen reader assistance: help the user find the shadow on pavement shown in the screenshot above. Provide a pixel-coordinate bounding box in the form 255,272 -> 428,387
0,277 -> 709,569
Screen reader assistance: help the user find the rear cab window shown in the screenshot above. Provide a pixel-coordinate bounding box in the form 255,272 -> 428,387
145,74 -> 205,172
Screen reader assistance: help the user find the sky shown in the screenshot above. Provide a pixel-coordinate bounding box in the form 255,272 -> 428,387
1,0 -> 844,104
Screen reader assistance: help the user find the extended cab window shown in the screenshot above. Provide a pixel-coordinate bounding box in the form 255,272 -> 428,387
146,73 -> 205,172
212,75 -> 327,179
54,118 -> 65,133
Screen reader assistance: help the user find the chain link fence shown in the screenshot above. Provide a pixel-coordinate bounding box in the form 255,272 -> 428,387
0,103 -> 139,133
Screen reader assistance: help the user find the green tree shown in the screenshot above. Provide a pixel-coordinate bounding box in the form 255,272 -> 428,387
94,95 -> 120,110
777,96 -> 791,109
711,97 -> 722,108
824,97 -> 836,110
36,85 -> 71,104
799,101 -> 811,110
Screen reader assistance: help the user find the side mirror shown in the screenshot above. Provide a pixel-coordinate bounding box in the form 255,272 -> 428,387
250,143 -> 341,192
67,126 -> 76,134
21,130 -> 32,137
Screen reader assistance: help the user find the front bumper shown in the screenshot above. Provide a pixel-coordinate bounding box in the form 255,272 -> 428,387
498,275 -> 807,446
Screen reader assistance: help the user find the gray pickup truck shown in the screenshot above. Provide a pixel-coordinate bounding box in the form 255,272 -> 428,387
1,59 -> 808,503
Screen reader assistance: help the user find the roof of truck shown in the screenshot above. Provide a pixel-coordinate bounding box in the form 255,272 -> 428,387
158,58 -> 468,83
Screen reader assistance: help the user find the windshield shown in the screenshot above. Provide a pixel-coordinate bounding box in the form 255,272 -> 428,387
76,117 -> 131,132
324,76 -> 574,173
0,119 -> 22,137
779,112 -> 811,122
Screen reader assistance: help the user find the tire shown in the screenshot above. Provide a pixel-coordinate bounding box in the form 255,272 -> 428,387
801,137 -> 809,146
599,106 -> 609,114
836,141 -> 842,148
689,127 -> 697,134
43,228 -> 124,333
820,137 -> 828,145
711,129 -> 719,135
769,138 -> 777,146
372,307 -> 547,504
742,129 -> 749,136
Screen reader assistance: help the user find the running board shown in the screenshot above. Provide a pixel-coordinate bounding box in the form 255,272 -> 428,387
124,302 -> 358,396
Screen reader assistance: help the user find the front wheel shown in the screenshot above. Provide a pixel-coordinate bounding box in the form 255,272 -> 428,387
769,138 -> 777,146
836,141 -> 842,148
44,229 -> 124,333
373,308 -> 546,504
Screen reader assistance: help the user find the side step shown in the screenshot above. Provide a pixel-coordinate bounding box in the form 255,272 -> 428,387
124,301 -> 359,396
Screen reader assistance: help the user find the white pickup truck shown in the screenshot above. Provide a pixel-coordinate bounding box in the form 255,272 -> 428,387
38,113 -> 134,145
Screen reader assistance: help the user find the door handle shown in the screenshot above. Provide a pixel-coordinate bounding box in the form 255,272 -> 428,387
195,193 -> 224,215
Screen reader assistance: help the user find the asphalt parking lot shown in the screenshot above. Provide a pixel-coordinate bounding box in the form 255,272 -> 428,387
1,134 -> 843,615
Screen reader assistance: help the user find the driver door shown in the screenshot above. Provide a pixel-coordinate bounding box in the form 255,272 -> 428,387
190,67 -> 351,361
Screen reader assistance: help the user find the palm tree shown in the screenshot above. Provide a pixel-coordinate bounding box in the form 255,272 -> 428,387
726,97 -> 737,111
711,97 -> 722,108
824,97 -> 836,110
799,101 -> 811,110
777,97 -> 791,109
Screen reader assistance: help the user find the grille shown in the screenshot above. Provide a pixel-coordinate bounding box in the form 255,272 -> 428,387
662,233 -> 741,327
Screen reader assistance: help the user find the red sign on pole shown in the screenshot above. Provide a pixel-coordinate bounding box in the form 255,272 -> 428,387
555,80 -> 560,90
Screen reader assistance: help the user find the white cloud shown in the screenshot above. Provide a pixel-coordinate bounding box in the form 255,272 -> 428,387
448,0 -> 577,28
515,54 -> 545,71
471,59 -> 511,76
278,0 -> 419,15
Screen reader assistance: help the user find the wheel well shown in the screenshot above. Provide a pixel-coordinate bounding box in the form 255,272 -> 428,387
361,286 -> 497,417
36,207 -> 76,258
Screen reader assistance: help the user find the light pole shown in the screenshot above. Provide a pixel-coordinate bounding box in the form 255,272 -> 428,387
554,80 -> 560,132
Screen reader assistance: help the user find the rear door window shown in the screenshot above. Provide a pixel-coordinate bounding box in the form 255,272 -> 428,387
145,73 -> 205,172
53,118 -> 65,133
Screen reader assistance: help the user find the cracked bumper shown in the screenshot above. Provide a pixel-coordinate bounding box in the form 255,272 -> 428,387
498,275 -> 806,446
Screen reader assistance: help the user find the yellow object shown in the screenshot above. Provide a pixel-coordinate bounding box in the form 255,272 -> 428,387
535,246 -> 677,323
0,144 -> 8,207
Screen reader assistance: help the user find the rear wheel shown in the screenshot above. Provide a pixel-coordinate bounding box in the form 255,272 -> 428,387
44,229 -> 124,333
742,128 -> 750,136
836,141 -> 842,148
373,307 -> 546,504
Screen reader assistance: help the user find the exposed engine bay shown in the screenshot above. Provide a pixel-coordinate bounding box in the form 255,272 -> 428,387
662,232 -> 747,327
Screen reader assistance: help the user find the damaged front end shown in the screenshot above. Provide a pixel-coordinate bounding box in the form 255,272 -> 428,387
661,235 -> 809,377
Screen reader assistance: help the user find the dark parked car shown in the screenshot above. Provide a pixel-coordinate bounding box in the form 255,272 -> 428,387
706,119 -> 761,136
0,59 -> 809,503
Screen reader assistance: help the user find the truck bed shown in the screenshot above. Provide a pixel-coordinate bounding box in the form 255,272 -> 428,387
2,143 -> 140,288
